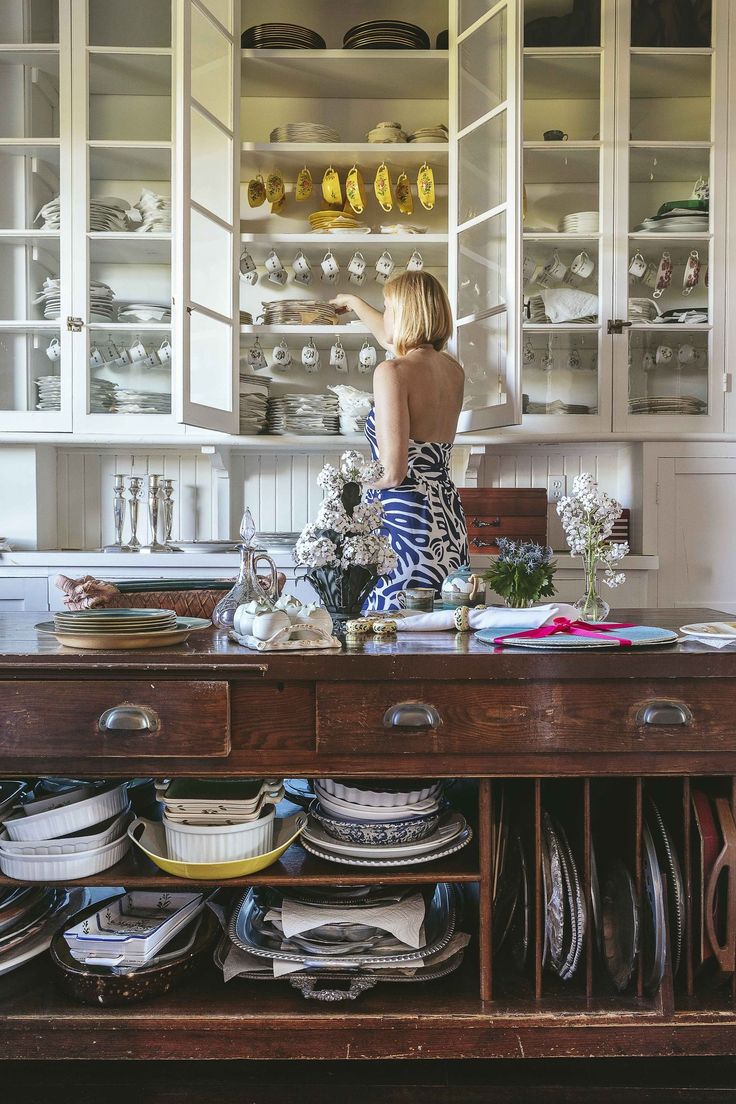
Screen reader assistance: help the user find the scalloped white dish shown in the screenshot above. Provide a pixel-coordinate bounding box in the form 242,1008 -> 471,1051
315,778 -> 442,808
3,783 -> 129,842
0,833 -> 129,881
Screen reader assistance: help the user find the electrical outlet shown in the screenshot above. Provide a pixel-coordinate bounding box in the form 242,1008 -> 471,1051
547,475 -> 567,503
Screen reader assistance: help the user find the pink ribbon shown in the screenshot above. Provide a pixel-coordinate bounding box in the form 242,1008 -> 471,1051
494,617 -> 635,647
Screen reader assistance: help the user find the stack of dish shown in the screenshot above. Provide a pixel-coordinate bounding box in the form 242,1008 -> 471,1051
304,778 -> 472,867
239,374 -> 270,434
158,778 -> 284,863
629,297 -> 660,323
0,781 -> 131,880
308,209 -> 366,232
343,21 -> 430,50
35,607 -> 211,649
0,885 -> 87,977
242,23 -> 326,49
524,398 -> 593,415
559,211 -> 599,234
270,123 -> 340,143
540,810 -> 586,982
117,302 -> 171,324
35,194 -> 61,230
266,395 -> 286,434
51,891 -> 218,1005
35,375 -> 62,411
260,300 -> 339,326
409,124 -> 449,143
110,388 -> 171,415
132,188 -> 171,232
282,393 -> 340,435
220,881 -> 469,999
89,196 -> 129,232
87,378 -> 118,413
367,121 -> 408,143
634,199 -> 709,234
488,788 -> 530,970
628,395 -> 706,415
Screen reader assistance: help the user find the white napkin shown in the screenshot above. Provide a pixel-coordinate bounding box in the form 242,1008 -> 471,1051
274,892 -> 427,948
681,635 -> 736,649
540,288 -> 599,323
396,602 -> 579,632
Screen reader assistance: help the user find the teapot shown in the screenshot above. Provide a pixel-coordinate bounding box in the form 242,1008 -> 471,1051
440,565 -> 485,608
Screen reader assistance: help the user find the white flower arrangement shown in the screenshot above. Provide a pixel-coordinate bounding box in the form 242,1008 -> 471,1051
294,452 -> 398,576
557,473 -> 629,589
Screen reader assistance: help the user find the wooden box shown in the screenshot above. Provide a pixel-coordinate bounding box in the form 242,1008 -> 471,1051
459,488 -> 548,551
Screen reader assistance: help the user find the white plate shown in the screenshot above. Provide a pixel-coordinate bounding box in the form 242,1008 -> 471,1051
302,812 -> 467,858
301,826 -> 473,868
680,621 -> 736,640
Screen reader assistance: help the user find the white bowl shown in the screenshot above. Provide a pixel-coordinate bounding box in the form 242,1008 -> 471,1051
163,806 -> 275,863
0,806 -> 132,856
0,833 -> 129,881
3,783 -> 129,842
315,778 -> 443,810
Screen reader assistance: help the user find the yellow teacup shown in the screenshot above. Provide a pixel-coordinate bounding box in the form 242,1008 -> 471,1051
417,162 -> 435,210
247,175 -> 266,208
374,162 -> 393,212
346,165 -> 366,214
396,172 -> 413,215
322,166 -> 342,206
265,170 -> 284,204
295,166 -> 313,202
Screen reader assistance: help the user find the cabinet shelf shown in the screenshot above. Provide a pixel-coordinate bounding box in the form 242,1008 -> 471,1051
88,142 -> 171,180
87,232 -> 171,262
629,143 -> 711,183
0,46 -> 58,75
241,142 -> 449,176
241,49 -> 449,100
241,324 -> 371,338
241,233 -> 448,265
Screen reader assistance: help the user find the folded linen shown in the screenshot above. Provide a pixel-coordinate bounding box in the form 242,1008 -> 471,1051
396,603 -> 579,632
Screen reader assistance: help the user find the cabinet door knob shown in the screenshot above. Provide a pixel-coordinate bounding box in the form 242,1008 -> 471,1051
98,704 -> 160,734
636,701 -> 693,726
382,702 -> 442,729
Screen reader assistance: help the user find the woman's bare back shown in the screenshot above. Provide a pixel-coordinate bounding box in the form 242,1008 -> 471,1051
389,346 -> 465,443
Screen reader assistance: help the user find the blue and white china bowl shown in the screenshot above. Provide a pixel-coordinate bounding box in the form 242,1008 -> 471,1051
309,801 -> 442,846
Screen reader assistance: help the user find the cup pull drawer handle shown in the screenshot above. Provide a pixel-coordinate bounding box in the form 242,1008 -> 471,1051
98,704 -> 160,734
383,702 -> 442,729
636,701 -> 693,726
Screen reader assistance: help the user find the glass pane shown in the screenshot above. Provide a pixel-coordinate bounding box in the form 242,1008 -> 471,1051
89,0 -> 171,47
523,240 -> 599,321
524,0 -> 600,47
88,328 -> 172,415
190,106 -> 231,223
628,146 -> 710,234
457,211 -> 506,320
88,52 -> 171,142
190,207 -> 231,316
630,55 -> 710,143
191,4 -> 232,128
0,327 -> 60,411
189,309 -> 232,410
459,1 -> 496,35
524,54 -> 600,142
458,312 -> 507,411
522,330 -> 598,416
198,0 -> 232,33
458,109 -> 505,224
524,146 -> 599,233
631,0 -> 710,46
0,56 -> 59,137
628,329 -> 709,417
459,7 -> 506,131
0,148 -> 61,229
0,239 -> 59,320
0,1 -> 58,43
627,242 -> 708,324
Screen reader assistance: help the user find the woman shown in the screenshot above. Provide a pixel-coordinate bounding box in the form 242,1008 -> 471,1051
331,271 -> 469,611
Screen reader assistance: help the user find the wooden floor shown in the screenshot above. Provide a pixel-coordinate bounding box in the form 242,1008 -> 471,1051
4,1058 -> 736,1103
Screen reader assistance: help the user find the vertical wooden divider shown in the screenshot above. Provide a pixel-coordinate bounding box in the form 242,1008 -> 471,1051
635,778 -> 644,999
534,778 -> 543,1000
683,776 -> 694,998
478,777 -> 493,1003
584,779 -> 593,999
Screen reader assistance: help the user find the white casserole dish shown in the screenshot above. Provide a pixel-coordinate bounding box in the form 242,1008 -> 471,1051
315,778 -> 442,808
3,783 -> 129,842
0,833 -> 129,881
163,806 -> 275,863
0,805 -> 132,856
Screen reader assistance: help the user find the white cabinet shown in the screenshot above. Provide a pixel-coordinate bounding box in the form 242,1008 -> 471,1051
0,576 -> 48,611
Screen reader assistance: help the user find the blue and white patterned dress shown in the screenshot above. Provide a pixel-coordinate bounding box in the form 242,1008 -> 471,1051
364,406 -> 469,612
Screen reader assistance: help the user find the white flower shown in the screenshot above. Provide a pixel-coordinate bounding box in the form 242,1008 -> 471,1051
352,499 -> 384,533
315,498 -> 351,535
294,525 -> 339,568
556,473 -> 628,587
360,459 -> 384,485
340,451 -> 365,481
317,464 -> 343,496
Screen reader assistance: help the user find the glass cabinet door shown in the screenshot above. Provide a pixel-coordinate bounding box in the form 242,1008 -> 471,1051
612,0 -> 724,432
0,0 -> 71,428
452,0 -> 522,432
174,0 -> 239,434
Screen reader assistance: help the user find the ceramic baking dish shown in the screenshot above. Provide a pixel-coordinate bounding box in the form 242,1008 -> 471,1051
0,833 -> 130,881
3,783 -> 129,842
315,778 -> 442,808
0,806 -> 132,856
163,806 -> 275,863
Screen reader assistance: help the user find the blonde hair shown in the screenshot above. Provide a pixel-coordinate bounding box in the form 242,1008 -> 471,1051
383,271 -> 453,356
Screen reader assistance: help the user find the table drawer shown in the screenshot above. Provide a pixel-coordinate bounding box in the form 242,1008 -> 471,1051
0,680 -> 230,759
316,680 -> 736,756
467,516 -> 547,550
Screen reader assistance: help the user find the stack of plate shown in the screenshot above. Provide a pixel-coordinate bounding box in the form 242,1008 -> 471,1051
559,211 -> 599,234
527,294 -> 549,324
242,23 -> 326,49
240,375 -> 270,434
629,297 -> 660,322
35,194 -> 60,230
0,781 -> 131,881
308,208 -> 365,232
524,398 -> 593,415
634,199 -> 709,234
628,395 -> 707,415
89,196 -> 129,232
367,121 -> 408,143
158,778 -> 284,863
267,396 -> 286,434
132,188 -> 171,232
35,607 -> 211,649
111,389 -> 171,415
541,811 -> 586,981
0,885 -> 87,978
260,299 -> 339,325
90,280 -> 116,322
343,20 -> 430,50
270,122 -> 340,143
88,378 -> 119,413
489,788 -> 530,969
304,778 -> 471,867
409,124 -> 449,143
35,375 -> 62,411
282,393 -> 340,436
117,302 -> 171,324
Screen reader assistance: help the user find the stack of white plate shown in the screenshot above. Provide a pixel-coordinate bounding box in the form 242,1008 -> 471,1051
90,280 -> 116,321
267,396 -> 286,434
409,124 -> 448,143
112,389 -> 172,415
89,196 -> 129,232
132,188 -> 171,233
35,194 -> 61,230
629,395 -> 707,415
260,300 -> 339,326
270,123 -> 340,143
240,375 -> 270,434
159,778 -> 284,863
117,302 -> 171,324
367,121 -> 408,143
88,378 -> 120,413
629,297 -> 660,322
283,393 -> 340,435
560,211 -> 599,234
35,374 -> 62,411
0,781 -> 131,881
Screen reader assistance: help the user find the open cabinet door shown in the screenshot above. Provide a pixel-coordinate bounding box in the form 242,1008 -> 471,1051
451,1 -> 522,432
174,0 -> 239,433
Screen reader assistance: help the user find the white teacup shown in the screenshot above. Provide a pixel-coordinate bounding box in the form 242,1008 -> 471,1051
656,344 -> 673,364
268,268 -> 288,286
406,250 -> 424,272
321,251 -> 339,277
321,270 -> 339,285
571,250 -> 594,278
348,251 -> 366,277
272,340 -> 291,368
642,351 -> 655,371
293,270 -> 312,286
349,270 -> 366,286
543,251 -> 567,283
330,339 -> 348,371
629,251 -> 647,278
242,269 -> 258,286
358,342 -> 377,372
375,250 -> 395,283
264,249 -> 284,274
678,343 -> 697,365
522,255 -> 539,282
239,249 -> 256,275
302,339 -> 320,372
292,250 -> 311,276
247,340 -> 267,371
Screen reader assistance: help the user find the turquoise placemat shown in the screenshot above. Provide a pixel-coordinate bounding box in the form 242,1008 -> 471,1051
476,624 -> 679,649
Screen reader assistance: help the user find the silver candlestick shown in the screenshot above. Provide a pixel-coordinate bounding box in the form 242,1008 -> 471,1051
141,473 -> 170,553
162,478 -> 177,546
102,473 -> 131,552
127,476 -> 144,551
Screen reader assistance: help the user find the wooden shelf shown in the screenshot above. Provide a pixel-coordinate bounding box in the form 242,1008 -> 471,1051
241,49 -> 448,100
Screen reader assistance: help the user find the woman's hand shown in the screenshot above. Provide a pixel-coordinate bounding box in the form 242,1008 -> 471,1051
330,295 -> 391,350
330,293 -> 359,315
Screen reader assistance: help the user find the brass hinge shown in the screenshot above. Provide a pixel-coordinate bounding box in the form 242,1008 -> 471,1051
66,316 -> 84,332
607,319 -> 633,335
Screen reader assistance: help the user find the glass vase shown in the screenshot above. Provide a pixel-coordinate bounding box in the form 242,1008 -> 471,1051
504,596 -> 535,609
574,560 -> 610,623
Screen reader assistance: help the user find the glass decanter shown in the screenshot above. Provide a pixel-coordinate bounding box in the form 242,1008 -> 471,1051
211,508 -> 279,629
